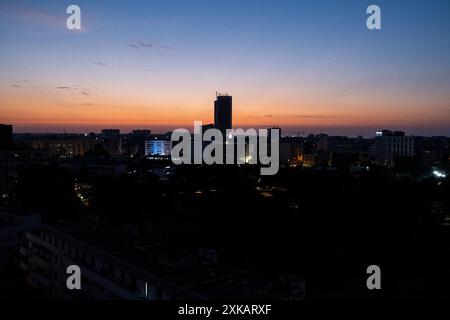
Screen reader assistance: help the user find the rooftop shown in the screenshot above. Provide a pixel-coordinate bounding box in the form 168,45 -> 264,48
44,221 -> 302,299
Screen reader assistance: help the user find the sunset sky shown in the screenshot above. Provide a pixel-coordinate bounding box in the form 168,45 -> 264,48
1,0 -> 449,136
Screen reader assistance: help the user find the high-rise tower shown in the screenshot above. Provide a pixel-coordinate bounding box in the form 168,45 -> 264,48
214,93 -> 232,134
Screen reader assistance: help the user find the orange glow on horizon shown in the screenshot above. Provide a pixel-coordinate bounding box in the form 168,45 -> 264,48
1,85 -> 449,133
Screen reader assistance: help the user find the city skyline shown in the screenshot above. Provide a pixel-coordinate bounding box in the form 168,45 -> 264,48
1,0 -> 450,137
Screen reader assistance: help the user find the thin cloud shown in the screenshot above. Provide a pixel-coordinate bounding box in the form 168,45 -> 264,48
112,106 -> 146,110
129,41 -> 175,51
94,61 -> 107,66
0,3 -> 64,29
8,80 -> 36,89
247,114 -> 341,119
295,114 -> 342,118
138,41 -> 153,48
55,86 -> 91,97
0,4 -> 89,33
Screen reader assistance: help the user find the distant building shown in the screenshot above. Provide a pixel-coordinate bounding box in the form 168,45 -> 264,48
414,136 -> 449,170
302,153 -> 317,168
214,93 -> 232,134
32,137 -> 96,159
131,130 -> 152,136
122,130 -> 153,156
101,129 -> 122,156
371,130 -> 414,167
101,129 -> 120,137
35,140 -> 75,159
145,140 -> 172,156
0,124 -> 13,150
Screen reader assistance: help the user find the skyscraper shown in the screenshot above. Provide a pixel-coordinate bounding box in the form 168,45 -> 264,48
214,93 -> 232,134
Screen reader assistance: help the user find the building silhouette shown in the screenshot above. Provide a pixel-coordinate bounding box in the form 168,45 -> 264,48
0,124 -> 13,150
214,93 -> 232,134
101,129 -> 122,156
12,217 -> 303,300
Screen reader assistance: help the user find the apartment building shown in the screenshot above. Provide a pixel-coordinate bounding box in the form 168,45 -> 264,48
371,130 -> 414,167
19,222 -> 304,300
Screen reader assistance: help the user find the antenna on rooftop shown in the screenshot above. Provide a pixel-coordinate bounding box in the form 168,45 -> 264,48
216,91 -> 229,97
